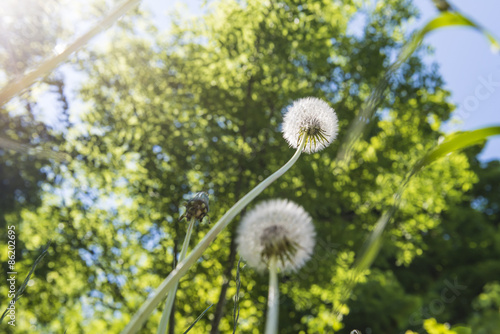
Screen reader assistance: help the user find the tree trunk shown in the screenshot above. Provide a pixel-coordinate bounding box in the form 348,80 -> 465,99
209,227 -> 238,334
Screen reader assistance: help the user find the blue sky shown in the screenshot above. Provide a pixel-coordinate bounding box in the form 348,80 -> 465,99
417,0 -> 500,161
141,0 -> 500,162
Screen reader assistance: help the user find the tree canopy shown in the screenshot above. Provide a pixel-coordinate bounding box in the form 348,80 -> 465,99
1,0 -> 499,333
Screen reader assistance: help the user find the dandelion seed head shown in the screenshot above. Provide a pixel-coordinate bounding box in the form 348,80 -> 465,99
236,199 -> 316,272
282,97 -> 339,153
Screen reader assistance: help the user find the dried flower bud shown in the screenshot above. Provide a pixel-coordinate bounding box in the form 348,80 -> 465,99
180,192 -> 210,222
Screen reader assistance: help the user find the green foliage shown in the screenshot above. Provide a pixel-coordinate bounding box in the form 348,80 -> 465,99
1,0 -> 499,333
352,125 -> 500,281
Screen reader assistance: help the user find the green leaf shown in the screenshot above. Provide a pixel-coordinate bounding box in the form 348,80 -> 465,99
416,126 -> 500,172
418,12 -> 500,53
354,125 -> 500,273
336,10 -> 499,166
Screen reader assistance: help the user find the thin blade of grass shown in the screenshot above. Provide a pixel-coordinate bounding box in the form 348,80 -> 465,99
416,126 -> 500,172
335,125 -> 500,317
183,303 -> 213,334
0,136 -> 71,162
120,138 -> 307,334
0,240 -> 51,323
419,11 -> 500,53
355,125 -> 500,272
0,0 -> 141,106
335,11 -> 500,167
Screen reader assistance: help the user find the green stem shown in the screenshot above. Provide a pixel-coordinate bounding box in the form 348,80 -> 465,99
157,217 -> 196,334
264,257 -> 279,334
121,137 -> 307,334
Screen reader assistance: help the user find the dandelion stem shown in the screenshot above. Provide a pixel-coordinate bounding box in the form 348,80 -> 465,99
121,137 -> 307,334
264,257 -> 279,334
157,217 -> 196,334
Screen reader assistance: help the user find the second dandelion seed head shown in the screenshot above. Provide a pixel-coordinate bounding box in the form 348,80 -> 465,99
237,199 -> 315,272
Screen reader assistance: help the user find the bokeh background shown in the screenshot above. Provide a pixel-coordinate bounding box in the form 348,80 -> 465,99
1,0 -> 499,333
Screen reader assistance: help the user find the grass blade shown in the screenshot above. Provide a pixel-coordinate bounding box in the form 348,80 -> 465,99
419,11 -> 500,53
336,10 -> 500,167
183,303 -> 213,334
335,125 -> 500,317
0,0 -> 141,106
0,136 -> 71,162
356,125 -> 500,272
120,138 -> 307,334
157,217 -> 196,334
416,126 -> 500,172
0,240 -> 51,323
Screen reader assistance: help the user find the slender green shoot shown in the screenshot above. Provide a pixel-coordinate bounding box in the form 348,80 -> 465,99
1,240 -> 51,323
0,0 -> 141,106
157,217 -> 196,334
183,303 -> 213,334
335,11 -> 500,167
334,125 -> 500,318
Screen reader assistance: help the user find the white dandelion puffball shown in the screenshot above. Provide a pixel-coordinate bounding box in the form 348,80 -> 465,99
236,199 -> 316,272
282,97 -> 339,153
